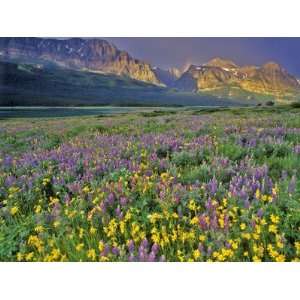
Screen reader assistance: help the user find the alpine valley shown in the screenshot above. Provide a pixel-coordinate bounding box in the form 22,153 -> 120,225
0,37 -> 299,106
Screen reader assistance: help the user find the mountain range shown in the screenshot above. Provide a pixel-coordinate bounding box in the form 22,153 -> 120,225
0,37 -> 299,105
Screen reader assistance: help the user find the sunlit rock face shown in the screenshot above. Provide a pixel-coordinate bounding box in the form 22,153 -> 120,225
174,57 -> 300,97
0,37 -> 161,85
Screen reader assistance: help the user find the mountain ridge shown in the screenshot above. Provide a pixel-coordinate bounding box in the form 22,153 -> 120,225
174,57 -> 300,99
0,38 -> 299,102
0,37 -> 162,85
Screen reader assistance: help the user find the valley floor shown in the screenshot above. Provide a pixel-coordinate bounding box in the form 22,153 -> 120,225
1,106 -> 300,261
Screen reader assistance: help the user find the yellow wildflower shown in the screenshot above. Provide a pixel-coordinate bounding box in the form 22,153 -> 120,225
120,221 -> 126,234
160,172 -> 169,182
172,212 -> 179,219
240,223 -> 246,230
49,197 -> 59,206
100,256 -> 109,262
188,199 -> 197,212
199,235 -> 206,242
76,243 -> 84,252
10,206 -> 19,216
276,254 -> 285,262
16,252 -> 23,261
98,241 -> 105,252
42,178 -> 50,186
241,233 -> 251,240
277,241 -> 284,249
87,249 -> 96,261
79,228 -> 84,238
252,233 -> 260,240
82,186 -> 90,193
53,221 -> 60,228
34,205 -> 42,214
25,252 -> 34,261
252,255 -> 261,262
255,189 -> 260,199
261,218 -> 267,226
124,211 -> 132,222
218,216 -> 225,229
270,214 -> 280,224
231,240 -> 239,250
190,216 -> 199,226
268,224 -> 277,234
51,248 -> 61,260
89,226 -> 97,235
295,242 -> 300,254
34,225 -> 44,233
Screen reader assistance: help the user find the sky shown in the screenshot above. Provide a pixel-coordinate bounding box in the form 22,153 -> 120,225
105,38 -> 300,76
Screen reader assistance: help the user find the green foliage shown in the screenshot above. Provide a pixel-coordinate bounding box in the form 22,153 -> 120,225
218,143 -> 247,161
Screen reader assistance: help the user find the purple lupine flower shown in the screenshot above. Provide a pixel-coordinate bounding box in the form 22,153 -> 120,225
207,177 -> 218,196
151,243 -> 159,255
244,199 -> 250,209
115,207 -> 122,218
225,241 -> 231,249
107,193 -> 115,206
198,243 -> 204,253
138,248 -> 146,262
294,145 -> 300,154
205,198 -> 213,211
102,245 -> 110,256
257,208 -> 264,218
128,240 -> 135,253
148,252 -> 156,262
141,238 -> 149,249
4,175 -> 16,187
199,215 -> 207,230
128,254 -> 136,262
159,190 -> 165,200
3,155 -> 13,168
100,201 -> 107,213
120,196 -> 127,206
210,215 -> 218,230
112,247 -> 120,256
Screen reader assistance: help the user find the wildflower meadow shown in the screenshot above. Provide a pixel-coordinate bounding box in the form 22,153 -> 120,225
1,107 -> 300,262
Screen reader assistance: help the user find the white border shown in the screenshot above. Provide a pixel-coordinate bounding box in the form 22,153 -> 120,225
0,263 -> 299,300
1,1 -> 300,299
1,0 -> 300,37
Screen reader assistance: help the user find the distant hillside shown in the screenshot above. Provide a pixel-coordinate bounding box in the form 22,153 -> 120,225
0,61 -> 245,106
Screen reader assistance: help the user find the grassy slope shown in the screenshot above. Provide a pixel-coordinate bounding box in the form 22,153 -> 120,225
0,61 -> 248,106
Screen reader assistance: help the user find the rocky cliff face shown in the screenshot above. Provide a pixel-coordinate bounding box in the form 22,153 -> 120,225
175,57 -> 300,97
240,62 -> 300,95
0,37 -> 161,85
